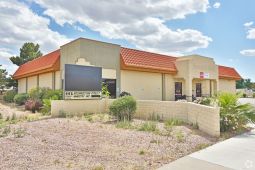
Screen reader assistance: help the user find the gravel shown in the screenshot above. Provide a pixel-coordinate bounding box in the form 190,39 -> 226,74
0,118 -> 217,170
0,101 -> 217,170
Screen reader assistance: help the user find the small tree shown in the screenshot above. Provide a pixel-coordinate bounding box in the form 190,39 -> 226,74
10,42 -> 43,66
0,65 -> 8,93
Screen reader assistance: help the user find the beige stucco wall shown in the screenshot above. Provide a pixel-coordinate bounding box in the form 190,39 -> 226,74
164,74 -> 176,101
55,71 -> 61,90
27,76 -> 37,92
18,78 -> 27,93
39,72 -> 53,89
219,79 -> 236,93
134,100 -> 220,137
60,38 -> 121,95
121,70 -> 163,100
175,55 -> 219,100
51,99 -> 220,137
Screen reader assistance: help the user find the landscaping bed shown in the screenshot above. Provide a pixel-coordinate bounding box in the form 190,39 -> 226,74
0,115 -> 217,170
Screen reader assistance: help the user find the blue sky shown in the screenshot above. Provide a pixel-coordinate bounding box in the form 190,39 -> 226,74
0,0 -> 255,80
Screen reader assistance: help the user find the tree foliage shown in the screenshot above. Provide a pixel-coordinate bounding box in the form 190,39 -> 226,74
0,65 -> 8,90
236,79 -> 253,89
9,42 -> 43,66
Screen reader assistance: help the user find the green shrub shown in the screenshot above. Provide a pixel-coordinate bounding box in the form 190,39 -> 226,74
138,121 -> 157,132
3,90 -> 17,103
218,92 -> 255,132
196,96 -> 217,106
109,96 -> 136,121
28,87 -> 62,101
41,99 -> 51,115
14,93 -> 29,105
41,95 -> 59,115
28,88 -> 62,114
253,93 -> 255,98
42,89 -> 63,100
28,88 -> 44,101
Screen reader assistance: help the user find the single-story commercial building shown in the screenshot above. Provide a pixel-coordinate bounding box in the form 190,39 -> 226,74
13,38 -> 241,101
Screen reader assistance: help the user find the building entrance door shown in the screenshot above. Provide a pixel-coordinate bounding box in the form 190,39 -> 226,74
196,83 -> 202,97
175,82 -> 182,100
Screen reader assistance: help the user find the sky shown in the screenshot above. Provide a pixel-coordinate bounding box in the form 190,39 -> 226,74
0,0 -> 255,80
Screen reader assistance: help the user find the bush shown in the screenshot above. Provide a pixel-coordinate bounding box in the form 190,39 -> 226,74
42,89 -> 63,100
119,91 -> 131,97
25,100 -> 42,113
253,93 -> 255,98
28,88 -> 46,101
14,93 -> 29,105
3,90 -> 17,103
218,92 -> 255,132
109,96 -> 136,121
196,96 -> 217,106
28,88 -> 62,114
41,91 -> 62,115
138,121 -> 157,132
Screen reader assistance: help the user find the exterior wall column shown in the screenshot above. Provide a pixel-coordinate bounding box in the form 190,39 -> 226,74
185,78 -> 193,102
215,79 -> 219,94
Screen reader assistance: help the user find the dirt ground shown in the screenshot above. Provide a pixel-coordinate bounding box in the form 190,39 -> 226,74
0,102 -> 217,170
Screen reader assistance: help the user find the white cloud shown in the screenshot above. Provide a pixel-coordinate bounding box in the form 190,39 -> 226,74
240,49 -> 255,57
0,0 -> 70,74
33,0 -> 212,54
247,29 -> 255,39
244,21 -> 253,28
241,21 -> 255,57
73,25 -> 85,32
213,2 -> 221,9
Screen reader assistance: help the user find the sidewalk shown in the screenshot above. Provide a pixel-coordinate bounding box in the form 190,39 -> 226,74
159,130 -> 255,170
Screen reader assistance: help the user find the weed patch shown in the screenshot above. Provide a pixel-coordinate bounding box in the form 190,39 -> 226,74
13,127 -> 26,138
175,130 -> 185,142
115,121 -> 134,129
138,121 -> 158,132
195,143 -> 211,151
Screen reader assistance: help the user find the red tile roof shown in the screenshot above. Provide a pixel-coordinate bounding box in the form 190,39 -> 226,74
13,50 -> 60,79
121,47 -> 177,73
218,65 -> 242,80
12,43 -> 241,81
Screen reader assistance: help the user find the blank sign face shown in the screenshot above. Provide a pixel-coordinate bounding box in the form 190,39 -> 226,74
64,64 -> 102,91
